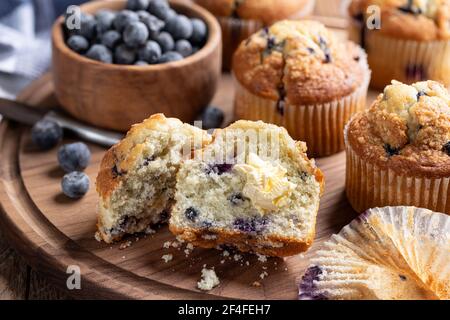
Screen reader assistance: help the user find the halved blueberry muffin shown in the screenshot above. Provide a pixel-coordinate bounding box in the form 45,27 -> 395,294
169,120 -> 324,257
96,114 -> 211,243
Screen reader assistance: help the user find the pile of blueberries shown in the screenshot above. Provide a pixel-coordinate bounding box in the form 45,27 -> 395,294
64,0 -> 208,65
31,120 -> 92,199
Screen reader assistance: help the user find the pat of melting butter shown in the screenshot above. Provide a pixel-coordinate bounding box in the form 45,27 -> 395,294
235,153 -> 296,213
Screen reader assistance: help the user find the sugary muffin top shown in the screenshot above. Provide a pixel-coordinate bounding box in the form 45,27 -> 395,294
347,80 -> 450,176
194,0 -> 310,25
349,0 -> 450,41
233,20 -> 369,105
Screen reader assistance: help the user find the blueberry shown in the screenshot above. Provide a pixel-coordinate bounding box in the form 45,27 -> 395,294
159,51 -> 183,63
67,35 -> 89,53
113,10 -> 139,32
233,217 -> 268,234
184,207 -> 199,221
443,142 -> 450,156
138,40 -> 161,63
201,106 -> 224,129
175,39 -> 192,57
31,119 -> 63,150
148,0 -> 171,21
190,18 -> 207,45
114,44 -> 136,64
126,0 -> 149,11
384,144 -> 400,157
207,163 -> 233,175
165,15 -> 193,40
154,31 -> 174,52
77,13 -> 97,40
101,30 -> 121,49
86,44 -> 113,63
57,142 -> 91,173
95,10 -> 116,34
164,9 -> 177,22
138,11 -> 165,38
135,60 -> 149,66
228,193 -> 247,206
123,21 -> 149,48
61,171 -> 90,199
298,266 -> 328,300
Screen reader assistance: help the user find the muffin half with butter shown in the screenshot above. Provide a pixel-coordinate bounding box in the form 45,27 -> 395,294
345,80 -> 450,214
193,0 -> 316,70
170,120 -> 324,257
348,0 -> 450,89
233,20 -> 371,157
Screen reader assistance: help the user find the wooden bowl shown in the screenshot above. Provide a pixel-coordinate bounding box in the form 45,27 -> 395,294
52,0 -> 222,132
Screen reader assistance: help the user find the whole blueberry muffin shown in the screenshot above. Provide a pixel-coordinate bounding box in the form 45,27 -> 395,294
299,207 -> 450,300
169,120 -> 324,257
348,0 -> 450,89
233,20 -> 371,157
345,80 -> 450,214
193,0 -> 315,70
96,114 -> 211,243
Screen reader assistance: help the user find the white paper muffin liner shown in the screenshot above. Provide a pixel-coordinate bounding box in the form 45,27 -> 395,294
233,63 -> 370,158
299,206 -> 450,300
349,23 -> 450,89
344,127 -> 450,214
217,0 -> 316,70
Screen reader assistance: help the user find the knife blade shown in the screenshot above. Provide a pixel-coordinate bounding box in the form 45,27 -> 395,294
0,98 -> 123,147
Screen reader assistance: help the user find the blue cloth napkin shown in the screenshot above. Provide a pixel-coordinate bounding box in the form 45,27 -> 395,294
0,0 -> 87,98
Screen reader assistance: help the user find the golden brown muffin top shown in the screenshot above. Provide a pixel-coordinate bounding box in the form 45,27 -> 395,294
347,80 -> 450,177
233,20 -> 369,105
193,0 -> 310,25
349,0 -> 450,41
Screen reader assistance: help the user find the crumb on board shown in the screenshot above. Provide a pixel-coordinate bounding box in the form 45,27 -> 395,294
162,254 -> 173,263
197,267 -> 220,291
94,232 -> 102,242
163,241 -> 172,249
119,240 -> 132,250
222,250 -> 230,257
233,254 -> 242,262
260,271 -> 269,280
186,243 -> 194,250
144,226 -> 156,235
256,253 -> 267,263
252,281 -> 261,287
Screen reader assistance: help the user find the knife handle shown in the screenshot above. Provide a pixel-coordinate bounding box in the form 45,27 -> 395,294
45,111 -> 123,148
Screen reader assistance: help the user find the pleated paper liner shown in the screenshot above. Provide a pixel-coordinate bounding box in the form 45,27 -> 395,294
348,22 -> 450,90
344,129 -> 450,214
299,206 -> 450,300
234,69 -> 370,158
218,0 -> 316,70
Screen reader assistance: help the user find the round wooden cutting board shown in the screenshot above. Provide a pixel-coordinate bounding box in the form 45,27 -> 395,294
0,71 -> 379,300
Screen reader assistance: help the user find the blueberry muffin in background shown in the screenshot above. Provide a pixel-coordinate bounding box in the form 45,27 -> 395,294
299,206 -> 450,300
345,80 -> 450,214
348,0 -> 450,89
193,0 -> 316,70
170,120 -> 324,257
233,20 -> 371,157
95,114 -> 211,243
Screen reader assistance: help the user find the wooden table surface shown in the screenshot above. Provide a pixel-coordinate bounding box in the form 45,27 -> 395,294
0,1 -> 351,300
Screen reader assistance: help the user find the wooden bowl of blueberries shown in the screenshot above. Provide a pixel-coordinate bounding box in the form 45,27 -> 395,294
52,0 -> 222,132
